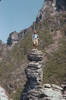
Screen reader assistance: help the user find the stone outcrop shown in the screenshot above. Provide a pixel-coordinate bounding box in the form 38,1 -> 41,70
36,0 -> 56,22
6,0 -> 66,47
27,50 -> 43,62
20,49 -> 43,100
36,0 -> 66,22
21,49 -> 65,100
61,81 -> 66,99
7,27 -> 32,46
7,31 -> 19,46
56,0 -> 66,11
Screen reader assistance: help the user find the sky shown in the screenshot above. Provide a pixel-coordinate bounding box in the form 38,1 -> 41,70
0,0 -> 44,43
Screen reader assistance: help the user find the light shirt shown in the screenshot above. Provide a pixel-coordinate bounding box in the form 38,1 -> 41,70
0,86 -> 9,100
32,34 -> 39,41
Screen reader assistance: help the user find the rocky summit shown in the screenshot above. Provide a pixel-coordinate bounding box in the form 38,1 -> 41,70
20,49 -> 43,100
36,0 -> 66,22
21,49 -> 65,100
0,0 -> 66,99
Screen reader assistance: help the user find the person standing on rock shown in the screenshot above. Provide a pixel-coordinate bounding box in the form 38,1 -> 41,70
32,30 -> 39,49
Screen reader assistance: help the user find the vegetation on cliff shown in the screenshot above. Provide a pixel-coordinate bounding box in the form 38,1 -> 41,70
0,0 -> 66,99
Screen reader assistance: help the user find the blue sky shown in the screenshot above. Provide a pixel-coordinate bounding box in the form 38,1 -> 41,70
0,0 -> 44,43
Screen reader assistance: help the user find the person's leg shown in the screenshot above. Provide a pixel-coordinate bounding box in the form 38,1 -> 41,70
33,40 -> 36,49
35,39 -> 38,49
33,39 -> 38,49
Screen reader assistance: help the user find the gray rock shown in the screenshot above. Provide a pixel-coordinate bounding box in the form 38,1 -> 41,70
61,81 -> 66,99
21,49 -> 43,100
27,49 -> 43,61
43,84 -> 51,88
28,62 -> 42,69
21,49 -> 65,100
52,84 -> 63,90
36,0 -> 66,23
7,31 -> 19,46
56,0 -> 66,11
42,84 -> 65,100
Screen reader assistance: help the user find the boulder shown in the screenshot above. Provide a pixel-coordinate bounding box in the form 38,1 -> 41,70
27,49 -> 43,61
21,49 -> 65,100
7,31 -> 19,46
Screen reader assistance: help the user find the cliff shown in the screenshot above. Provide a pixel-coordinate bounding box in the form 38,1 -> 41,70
7,0 -> 66,47
0,0 -> 66,100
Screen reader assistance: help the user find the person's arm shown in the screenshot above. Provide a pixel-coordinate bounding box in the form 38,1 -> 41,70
32,34 -> 34,41
37,34 -> 39,40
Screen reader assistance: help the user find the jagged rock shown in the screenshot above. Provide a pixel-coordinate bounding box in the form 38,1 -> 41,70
26,50 -> 43,88
21,49 -> 43,100
21,84 -> 65,100
27,84 -> 65,100
18,26 -> 32,40
61,81 -> 66,99
43,84 -> 51,88
25,65 -> 43,85
51,84 -> 63,90
28,62 -> 42,69
6,0 -> 66,47
56,0 -> 66,11
36,0 -> 66,23
7,31 -> 19,46
0,0 -> 65,99
7,27 -> 32,46
36,0 -> 57,22
27,49 -> 43,61
21,49 -> 65,100
42,84 -> 65,100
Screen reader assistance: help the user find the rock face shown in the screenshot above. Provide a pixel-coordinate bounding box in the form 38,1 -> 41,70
21,49 -> 65,100
27,50 -> 43,62
56,0 -> 66,11
7,0 -> 66,46
7,31 -> 19,46
21,49 -> 43,100
36,0 -> 66,22
7,27 -> 32,46
61,81 -> 66,99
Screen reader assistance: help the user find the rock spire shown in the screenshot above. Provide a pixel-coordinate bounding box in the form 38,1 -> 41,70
21,49 -> 65,100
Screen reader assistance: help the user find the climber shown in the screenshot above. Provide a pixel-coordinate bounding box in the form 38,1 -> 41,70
32,30 -> 39,49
